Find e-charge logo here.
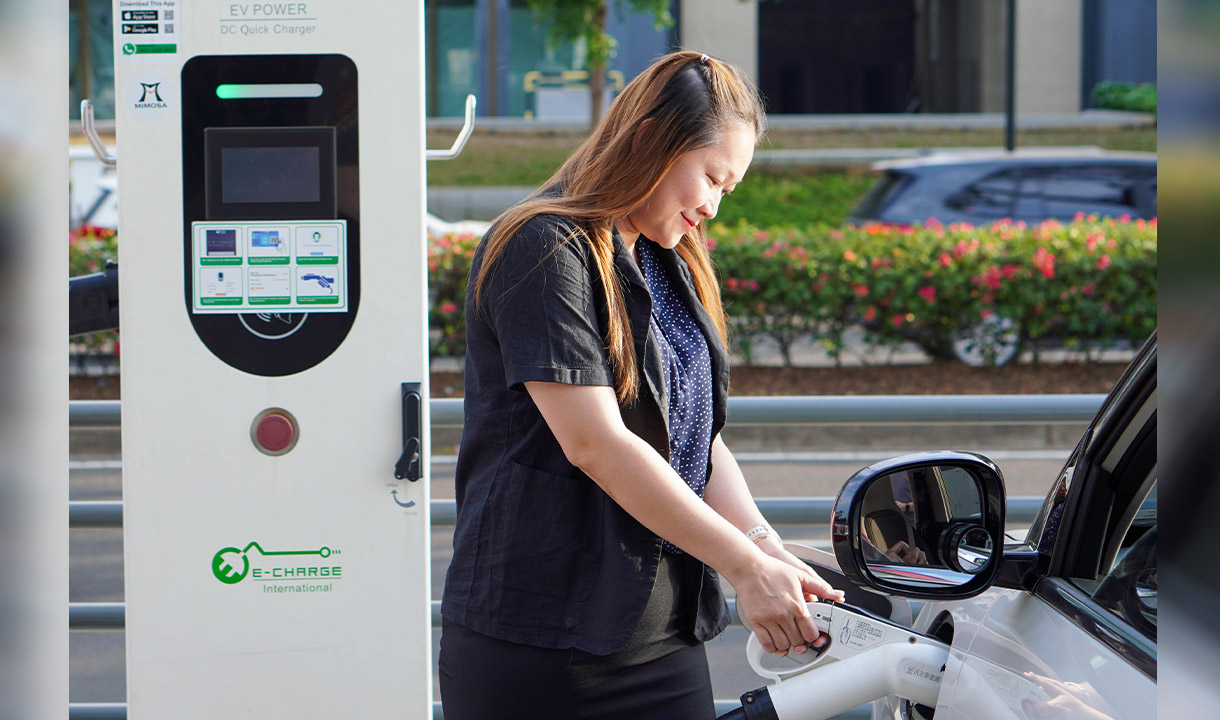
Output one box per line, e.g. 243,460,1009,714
212,541,342,594
212,546,250,584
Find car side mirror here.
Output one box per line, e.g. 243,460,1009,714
831,451,1006,599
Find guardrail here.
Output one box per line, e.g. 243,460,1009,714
70,394,1105,429
68,394,1101,720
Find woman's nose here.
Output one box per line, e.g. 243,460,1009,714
698,194,720,220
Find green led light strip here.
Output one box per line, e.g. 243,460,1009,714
216,83,324,100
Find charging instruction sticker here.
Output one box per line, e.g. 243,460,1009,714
191,220,347,313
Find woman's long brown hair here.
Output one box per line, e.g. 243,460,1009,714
473,51,766,404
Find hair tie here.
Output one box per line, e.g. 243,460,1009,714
699,53,710,65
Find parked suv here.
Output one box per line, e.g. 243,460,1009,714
848,149,1157,227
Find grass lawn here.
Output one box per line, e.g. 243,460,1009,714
424,124,1156,227
425,125,1156,187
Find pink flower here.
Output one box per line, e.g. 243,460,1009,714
939,253,953,267
843,250,857,262
1033,248,1055,279
864,306,877,322
1082,283,1096,296
892,314,905,327
727,278,740,290
706,238,717,251
977,266,1002,290
1119,214,1131,223
1074,211,1086,222
1097,255,1112,270
918,286,937,304
854,284,869,297
440,302,457,314
1086,232,1103,252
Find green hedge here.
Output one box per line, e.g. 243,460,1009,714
709,216,1156,365
1091,82,1157,114
429,216,1156,365
70,216,1157,367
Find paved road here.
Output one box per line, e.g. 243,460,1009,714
70,414,1084,707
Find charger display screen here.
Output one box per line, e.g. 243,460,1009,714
204,126,337,220
221,147,321,204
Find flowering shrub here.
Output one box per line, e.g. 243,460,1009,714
710,215,1157,365
427,231,480,357
69,224,118,276
72,218,1156,365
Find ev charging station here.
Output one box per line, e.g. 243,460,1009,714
110,2,437,716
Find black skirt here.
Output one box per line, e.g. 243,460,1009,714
438,552,715,720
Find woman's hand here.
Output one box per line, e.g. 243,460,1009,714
732,539,845,657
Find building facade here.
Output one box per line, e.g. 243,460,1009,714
71,0,1154,121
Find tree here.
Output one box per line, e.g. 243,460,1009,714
526,0,673,127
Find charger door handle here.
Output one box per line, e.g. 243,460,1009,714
394,383,423,481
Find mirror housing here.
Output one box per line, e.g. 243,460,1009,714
831,451,1006,599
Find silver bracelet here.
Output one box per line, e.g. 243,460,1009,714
745,524,778,544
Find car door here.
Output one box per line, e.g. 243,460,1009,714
931,338,1157,720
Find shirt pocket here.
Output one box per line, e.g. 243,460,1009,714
488,461,605,601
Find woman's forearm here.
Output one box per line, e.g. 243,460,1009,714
703,434,768,533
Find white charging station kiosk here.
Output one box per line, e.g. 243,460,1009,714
111,3,433,716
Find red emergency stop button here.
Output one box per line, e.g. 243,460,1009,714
251,408,298,456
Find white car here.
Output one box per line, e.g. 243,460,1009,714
724,333,1156,720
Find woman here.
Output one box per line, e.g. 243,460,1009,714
439,51,844,719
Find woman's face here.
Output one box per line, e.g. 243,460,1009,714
625,121,754,249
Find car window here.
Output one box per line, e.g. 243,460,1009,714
1085,479,1157,638
851,170,909,221
944,170,1021,219
1040,166,1154,220
1062,378,1157,639
946,165,1155,222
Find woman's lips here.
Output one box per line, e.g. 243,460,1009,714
681,214,696,230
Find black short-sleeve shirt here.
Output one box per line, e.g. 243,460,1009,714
441,213,732,654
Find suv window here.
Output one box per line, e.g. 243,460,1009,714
944,170,1023,219
851,170,909,221
946,165,1154,221
1039,166,1155,220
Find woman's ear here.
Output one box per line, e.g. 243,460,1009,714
631,118,654,154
